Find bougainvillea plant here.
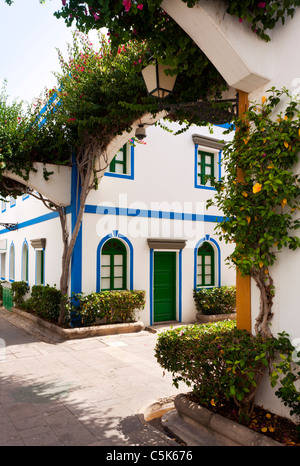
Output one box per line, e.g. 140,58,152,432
208,87,300,338
51,1,300,43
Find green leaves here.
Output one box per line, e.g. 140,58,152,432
155,321,290,417
66,289,146,327
211,88,300,280
193,286,236,315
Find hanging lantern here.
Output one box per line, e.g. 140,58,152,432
141,61,177,98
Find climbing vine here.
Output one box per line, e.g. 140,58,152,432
208,88,300,338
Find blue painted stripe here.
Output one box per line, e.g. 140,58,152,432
0,211,59,234
70,154,82,295
149,248,154,326
0,201,224,241
179,250,182,322
84,204,224,223
0,204,224,237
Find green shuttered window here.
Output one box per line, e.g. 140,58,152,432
197,242,215,287
109,145,127,174
101,239,127,290
197,150,214,186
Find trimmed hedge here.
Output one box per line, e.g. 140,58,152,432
193,286,236,315
154,321,290,417
67,290,146,327
24,285,63,324
11,281,29,307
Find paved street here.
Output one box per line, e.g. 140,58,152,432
0,309,188,447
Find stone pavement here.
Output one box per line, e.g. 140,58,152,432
0,310,192,447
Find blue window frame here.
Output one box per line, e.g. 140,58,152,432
105,143,135,180
194,145,222,190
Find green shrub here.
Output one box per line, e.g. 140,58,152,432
193,286,236,315
25,284,62,324
11,281,29,307
67,290,146,327
154,321,291,418
270,332,300,422
0,280,6,300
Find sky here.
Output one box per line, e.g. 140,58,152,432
0,0,99,104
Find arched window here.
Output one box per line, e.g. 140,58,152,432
9,243,15,282
101,239,127,290
22,242,29,282
197,241,215,287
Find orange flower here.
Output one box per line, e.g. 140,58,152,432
281,198,287,208
284,141,289,149
246,216,251,223
253,183,262,193
242,191,248,197
243,138,249,145
262,96,266,104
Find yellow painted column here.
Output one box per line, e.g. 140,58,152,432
236,91,251,332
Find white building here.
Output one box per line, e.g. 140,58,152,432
0,121,235,326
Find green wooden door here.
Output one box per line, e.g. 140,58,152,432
154,252,176,322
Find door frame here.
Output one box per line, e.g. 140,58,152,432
149,248,183,326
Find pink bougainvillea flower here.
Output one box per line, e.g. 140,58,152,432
137,3,143,9
93,13,100,21
258,2,266,8
62,0,67,6
123,0,132,12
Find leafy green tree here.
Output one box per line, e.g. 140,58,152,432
208,88,300,338
0,31,231,325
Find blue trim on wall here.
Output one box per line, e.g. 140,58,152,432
70,154,82,295
194,144,222,191
104,144,135,180
0,211,59,235
35,248,45,285
96,231,134,292
179,249,182,322
9,241,15,283
149,248,154,326
194,235,221,289
0,201,224,237
21,238,29,283
85,204,224,224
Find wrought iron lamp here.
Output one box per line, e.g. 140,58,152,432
141,61,177,99
0,223,18,231
141,61,239,124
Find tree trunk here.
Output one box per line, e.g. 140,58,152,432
251,267,274,338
